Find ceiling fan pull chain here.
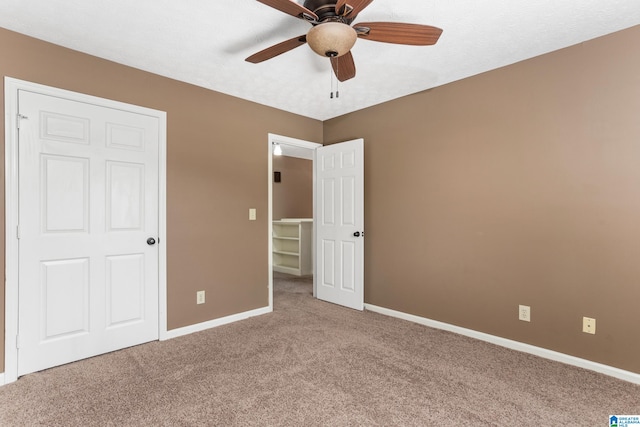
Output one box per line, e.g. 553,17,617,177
329,59,339,99
330,67,334,98
336,60,340,98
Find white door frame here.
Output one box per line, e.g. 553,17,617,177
267,133,322,309
3,77,168,385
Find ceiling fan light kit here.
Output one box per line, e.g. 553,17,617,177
248,0,443,82
307,23,357,57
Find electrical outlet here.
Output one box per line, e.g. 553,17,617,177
519,305,531,322
196,290,205,305
583,317,596,334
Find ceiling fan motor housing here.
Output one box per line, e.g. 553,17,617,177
303,0,355,24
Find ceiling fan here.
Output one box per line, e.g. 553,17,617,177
246,0,443,82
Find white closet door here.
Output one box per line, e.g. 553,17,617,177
17,90,160,376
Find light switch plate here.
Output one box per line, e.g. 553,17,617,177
249,208,256,221
196,290,205,305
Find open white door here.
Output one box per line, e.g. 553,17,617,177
315,138,364,310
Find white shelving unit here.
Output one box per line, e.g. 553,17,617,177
272,219,313,276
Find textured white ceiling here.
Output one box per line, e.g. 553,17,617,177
1,0,639,120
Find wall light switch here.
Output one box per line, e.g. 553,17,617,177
249,208,256,221
197,290,205,305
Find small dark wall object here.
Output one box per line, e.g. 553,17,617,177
274,171,281,183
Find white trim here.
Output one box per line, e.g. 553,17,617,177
162,306,272,340
3,77,168,384
4,78,20,385
267,134,321,304
269,134,322,151
157,105,169,342
365,303,640,385
311,148,318,298
0,373,4,386
268,136,273,311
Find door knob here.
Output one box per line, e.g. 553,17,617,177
147,237,156,245
353,232,360,237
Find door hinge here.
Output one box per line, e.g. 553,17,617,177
16,224,21,239
16,335,20,349
17,114,28,129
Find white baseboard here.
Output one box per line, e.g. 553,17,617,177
161,306,272,340
0,373,5,386
364,303,640,385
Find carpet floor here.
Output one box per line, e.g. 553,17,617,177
0,273,638,426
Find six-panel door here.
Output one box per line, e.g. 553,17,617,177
17,90,160,376
315,139,364,310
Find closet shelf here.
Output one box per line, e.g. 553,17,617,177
273,219,312,276
273,250,299,257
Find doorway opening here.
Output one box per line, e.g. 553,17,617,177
267,134,321,310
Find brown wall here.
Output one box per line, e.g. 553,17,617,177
324,25,640,374
272,156,313,220
0,28,323,373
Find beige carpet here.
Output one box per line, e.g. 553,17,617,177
0,273,638,426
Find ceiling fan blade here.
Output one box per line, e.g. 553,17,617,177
336,0,374,17
245,35,307,63
257,0,318,21
330,51,356,82
354,22,443,45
